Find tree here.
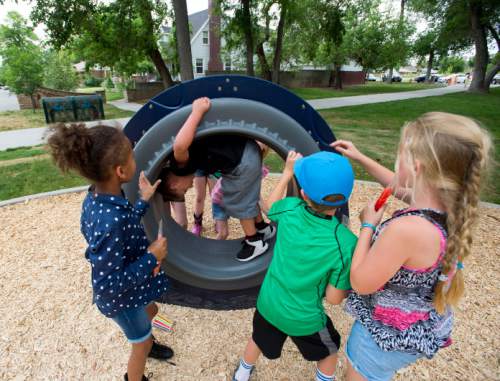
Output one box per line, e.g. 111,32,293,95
172,0,193,81
409,0,500,93
296,0,353,89
345,6,390,74
385,21,413,82
43,50,79,91
221,0,302,83
241,0,255,76
220,0,256,76
413,30,440,81
0,12,43,108
31,0,175,88
438,55,466,73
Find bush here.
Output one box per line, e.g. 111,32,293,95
103,77,115,89
84,76,103,87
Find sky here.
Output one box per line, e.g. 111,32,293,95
0,0,209,40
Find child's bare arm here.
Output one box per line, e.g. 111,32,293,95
325,285,347,305
331,140,411,202
331,140,394,187
173,97,210,165
262,151,302,212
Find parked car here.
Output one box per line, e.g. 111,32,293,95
414,74,439,83
365,73,377,81
492,74,500,85
437,75,449,84
382,71,402,82
455,74,467,84
414,75,426,83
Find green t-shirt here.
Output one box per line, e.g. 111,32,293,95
257,197,357,336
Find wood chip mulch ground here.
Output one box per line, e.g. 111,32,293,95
0,179,498,381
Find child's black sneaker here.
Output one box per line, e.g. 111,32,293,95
237,233,268,262
148,340,174,360
257,223,276,241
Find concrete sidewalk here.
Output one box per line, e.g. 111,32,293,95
307,84,466,109
0,118,131,150
109,99,142,112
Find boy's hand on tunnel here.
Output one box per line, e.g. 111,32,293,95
283,151,302,178
330,140,363,162
149,237,167,262
139,171,161,202
192,97,211,115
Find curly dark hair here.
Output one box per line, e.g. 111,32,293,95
46,123,131,183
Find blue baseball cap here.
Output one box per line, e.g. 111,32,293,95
294,151,354,207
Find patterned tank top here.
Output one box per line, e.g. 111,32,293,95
345,208,453,359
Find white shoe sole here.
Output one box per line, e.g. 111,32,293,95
236,241,269,262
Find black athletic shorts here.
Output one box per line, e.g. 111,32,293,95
252,309,341,361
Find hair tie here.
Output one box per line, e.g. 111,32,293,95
457,262,464,270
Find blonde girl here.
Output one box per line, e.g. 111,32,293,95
331,112,491,381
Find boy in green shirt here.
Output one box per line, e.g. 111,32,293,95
232,151,357,381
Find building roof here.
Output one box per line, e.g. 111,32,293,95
161,9,208,39
189,9,209,38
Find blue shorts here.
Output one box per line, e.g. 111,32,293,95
194,169,228,221
212,202,228,221
346,321,423,381
111,305,152,344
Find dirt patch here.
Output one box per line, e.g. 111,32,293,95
0,154,49,167
0,179,498,380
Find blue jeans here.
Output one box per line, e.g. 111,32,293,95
111,305,152,343
346,321,423,381
194,169,228,221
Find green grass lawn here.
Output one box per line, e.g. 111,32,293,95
1,89,498,203
0,104,134,132
76,87,125,102
0,159,86,201
291,82,442,100
0,145,46,161
322,88,500,204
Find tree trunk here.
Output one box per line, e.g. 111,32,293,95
485,63,500,91
328,68,335,87
386,67,394,83
172,0,194,81
272,3,287,84
333,63,343,89
138,1,174,88
149,49,174,88
256,42,271,81
425,49,434,82
30,94,38,111
468,3,488,93
242,0,254,76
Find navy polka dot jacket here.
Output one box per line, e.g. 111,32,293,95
80,189,169,317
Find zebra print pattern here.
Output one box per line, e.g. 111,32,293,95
345,208,453,359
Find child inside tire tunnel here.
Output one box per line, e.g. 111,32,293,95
47,123,173,381
157,97,275,261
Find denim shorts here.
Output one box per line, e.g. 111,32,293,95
194,169,228,220
346,321,423,381
212,202,228,221
111,305,152,344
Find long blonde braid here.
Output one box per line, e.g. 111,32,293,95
399,112,492,314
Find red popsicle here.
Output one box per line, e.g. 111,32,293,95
375,187,392,211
